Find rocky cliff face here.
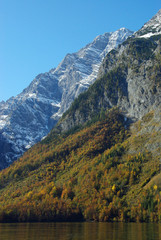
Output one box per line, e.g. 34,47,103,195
0,28,132,169
0,73,61,168
52,28,133,120
57,9,161,133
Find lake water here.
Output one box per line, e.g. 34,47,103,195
0,222,160,240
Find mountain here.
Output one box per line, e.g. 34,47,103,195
0,10,160,223
135,9,161,38
57,10,161,133
0,28,133,169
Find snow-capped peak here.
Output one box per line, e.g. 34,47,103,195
135,9,161,38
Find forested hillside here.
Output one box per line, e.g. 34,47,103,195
0,108,160,222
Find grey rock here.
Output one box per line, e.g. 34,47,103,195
0,28,133,169
57,12,161,134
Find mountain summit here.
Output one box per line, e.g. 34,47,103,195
135,9,161,38
0,28,133,169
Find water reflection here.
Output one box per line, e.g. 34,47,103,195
0,222,160,240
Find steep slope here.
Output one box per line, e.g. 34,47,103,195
57,9,161,133
0,74,61,168
135,9,161,38
0,108,160,222
52,28,133,119
0,28,133,169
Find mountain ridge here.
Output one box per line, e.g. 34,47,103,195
55,9,161,135
0,28,133,169
56,36,161,134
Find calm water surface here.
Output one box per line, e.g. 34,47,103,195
0,222,160,240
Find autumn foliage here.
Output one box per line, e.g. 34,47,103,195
0,109,160,222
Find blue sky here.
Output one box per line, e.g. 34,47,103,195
0,0,161,102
